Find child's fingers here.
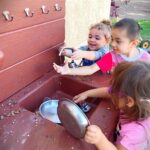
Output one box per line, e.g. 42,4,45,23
71,52,76,58
73,48,79,51
71,53,80,60
64,59,68,64
53,63,60,69
86,126,97,136
73,94,86,103
74,98,82,103
84,125,103,145
54,61,70,75
73,95,78,100
73,95,80,102
59,48,65,56
87,125,100,132
84,135,93,144
84,125,99,143
84,131,95,144
53,63,58,70
85,132,95,140
72,51,78,55
53,63,62,73
86,126,100,136
71,56,77,60
64,60,69,67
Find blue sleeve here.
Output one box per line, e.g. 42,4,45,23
95,46,109,60
78,45,88,51
79,45,109,60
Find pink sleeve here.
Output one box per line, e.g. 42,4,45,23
142,52,150,61
118,123,147,150
120,134,136,150
96,52,113,73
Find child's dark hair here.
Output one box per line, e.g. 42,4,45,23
113,18,141,40
90,20,112,41
110,61,150,121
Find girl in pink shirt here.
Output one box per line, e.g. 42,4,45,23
74,61,150,150
53,18,150,75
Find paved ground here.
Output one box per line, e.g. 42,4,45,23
114,0,150,19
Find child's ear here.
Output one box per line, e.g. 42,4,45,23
130,39,139,47
126,96,135,107
107,37,111,43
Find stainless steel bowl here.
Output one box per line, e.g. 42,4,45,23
39,99,61,123
57,99,90,139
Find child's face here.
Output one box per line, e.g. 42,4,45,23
87,28,108,51
111,28,135,55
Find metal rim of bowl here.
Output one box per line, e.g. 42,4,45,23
39,99,61,123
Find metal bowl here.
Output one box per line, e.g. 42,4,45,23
39,99,61,123
57,99,90,139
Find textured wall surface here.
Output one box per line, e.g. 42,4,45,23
65,0,111,47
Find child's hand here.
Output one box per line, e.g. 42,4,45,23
53,61,70,75
71,49,85,60
58,45,66,56
73,92,88,103
59,47,74,58
84,125,104,146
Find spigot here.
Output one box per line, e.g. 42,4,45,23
68,60,78,68
78,102,91,113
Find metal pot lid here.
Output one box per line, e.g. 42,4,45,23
57,99,90,139
39,99,61,123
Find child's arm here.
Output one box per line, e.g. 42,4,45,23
71,50,98,61
53,62,99,76
85,125,126,150
53,52,112,76
71,47,108,61
73,87,110,103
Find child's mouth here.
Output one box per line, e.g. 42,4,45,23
114,49,120,53
89,44,97,49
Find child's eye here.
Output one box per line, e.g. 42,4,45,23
95,35,101,40
116,41,122,44
95,37,100,40
88,35,92,38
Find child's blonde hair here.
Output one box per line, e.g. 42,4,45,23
110,61,150,121
90,20,112,41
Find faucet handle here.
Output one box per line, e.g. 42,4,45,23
68,60,78,68
78,102,91,113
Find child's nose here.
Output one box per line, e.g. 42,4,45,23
89,37,95,42
111,41,116,48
